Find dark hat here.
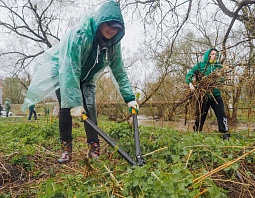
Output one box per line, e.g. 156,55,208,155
106,21,123,29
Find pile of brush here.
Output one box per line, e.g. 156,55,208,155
171,68,232,117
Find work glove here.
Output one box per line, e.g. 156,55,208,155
223,64,229,70
189,82,195,91
128,101,139,114
70,106,86,117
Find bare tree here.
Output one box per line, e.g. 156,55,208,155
214,0,255,124
0,0,61,75
121,0,193,110
211,0,255,61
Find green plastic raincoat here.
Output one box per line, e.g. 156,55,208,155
4,98,11,111
22,0,135,111
185,48,222,97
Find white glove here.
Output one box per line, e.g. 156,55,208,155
70,106,85,117
128,101,139,113
189,82,195,91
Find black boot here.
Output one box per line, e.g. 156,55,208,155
193,125,198,132
58,140,72,163
223,133,230,141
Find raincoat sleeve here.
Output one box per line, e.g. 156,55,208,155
58,30,88,108
108,44,135,103
185,63,199,84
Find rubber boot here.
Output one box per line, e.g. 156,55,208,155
57,140,72,163
88,142,100,159
223,133,230,141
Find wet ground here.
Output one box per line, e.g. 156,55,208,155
137,115,255,132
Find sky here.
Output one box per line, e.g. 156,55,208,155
0,0,248,79
0,0,144,78
121,21,143,52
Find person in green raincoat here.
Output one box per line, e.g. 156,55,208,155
4,98,11,117
186,48,230,141
22,0,139,163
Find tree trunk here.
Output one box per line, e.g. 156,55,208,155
229,87,241,125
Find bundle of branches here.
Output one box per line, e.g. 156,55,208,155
170,68,232,120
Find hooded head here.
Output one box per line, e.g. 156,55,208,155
93,0,125,47
203,48,219,64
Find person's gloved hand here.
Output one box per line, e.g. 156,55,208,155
189,82,195,91
223,64,229,70
128,101,139,113
70,106,86,117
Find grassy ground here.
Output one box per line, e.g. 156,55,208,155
0,116,255,197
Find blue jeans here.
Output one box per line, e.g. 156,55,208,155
28,108,37,120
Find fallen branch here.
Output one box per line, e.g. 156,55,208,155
142,147,168,157
193,147,255,184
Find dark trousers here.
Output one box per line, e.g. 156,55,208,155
28,109,37,120
55,83,99,143
194,95,229,133
6,110,9,117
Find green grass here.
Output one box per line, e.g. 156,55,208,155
0,116,255,197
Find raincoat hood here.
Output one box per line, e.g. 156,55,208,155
92,0,125,47
203,48,219,63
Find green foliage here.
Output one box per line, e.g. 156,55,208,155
123,163,197,197
107,122,132,140
9,153,35,171
1,117,255,197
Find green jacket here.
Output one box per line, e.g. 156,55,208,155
29,105,35,110
4,98,11,111
22,1,135,110
185,48,222,97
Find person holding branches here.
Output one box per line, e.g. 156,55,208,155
186,48,230,141
22,0,139,163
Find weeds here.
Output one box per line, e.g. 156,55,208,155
0,117,255,197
